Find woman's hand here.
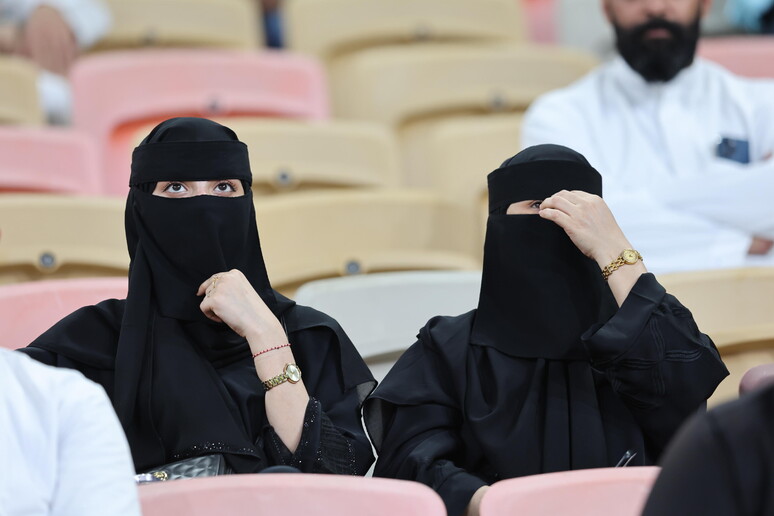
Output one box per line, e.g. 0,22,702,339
538,190,632,268
540,190,647,306
197,269,284,341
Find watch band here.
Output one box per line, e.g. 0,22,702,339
601,249,642,280
262,363,302,391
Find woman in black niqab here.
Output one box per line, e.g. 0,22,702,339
364,144,729,516
21,117,376,476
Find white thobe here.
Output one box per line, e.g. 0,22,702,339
0,349,140,516
522,57,774,273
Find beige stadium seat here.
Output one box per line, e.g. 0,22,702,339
220,119,401,194
401,113,523,254
94,0,261,51
0,195,128,284
284,0,525,63
0,56,44,125
255,190,480,293
659,267,774,406
330,43,596,129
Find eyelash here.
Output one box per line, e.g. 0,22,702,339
530,201,542,209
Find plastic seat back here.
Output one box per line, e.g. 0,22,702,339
71,49,328,195
330,43,596,129
285,0,525,63
480,467,660,516
0,56,44,125
255,190,480,294
660,267,774,405
0,194,128,284
739,363,774,395
140,474,446,516
0,277,127,350
94,0,261,51
221,118,401,194
0,127,102,194
699,36,774,78
296,270,481,380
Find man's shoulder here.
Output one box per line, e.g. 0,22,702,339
526,62,612,117
1,349,102,396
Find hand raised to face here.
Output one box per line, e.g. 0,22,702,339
538,190,633,268
197,269,284,341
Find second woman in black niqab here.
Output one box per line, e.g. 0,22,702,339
364,144,729,516
21,117,376,476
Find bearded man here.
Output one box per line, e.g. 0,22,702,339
521,0,774,274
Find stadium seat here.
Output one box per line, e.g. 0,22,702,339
0,127,102,194
221,118,402,194
400,113,522,254
0,277,127,350
71,49,329,196
739,363,774,395
0,56,44,125
0,194,128,284
285,0,525,63
255,190,480,294
140,474,446,516
329,42,596,128
480,467,661,516
698,36,774,78
94,0,261,51
295,270,481,380
659,267,774,405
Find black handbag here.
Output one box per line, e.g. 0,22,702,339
134,454,233,483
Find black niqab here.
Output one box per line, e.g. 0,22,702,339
25,117,376,473
472,145,617,359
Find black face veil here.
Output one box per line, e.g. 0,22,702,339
471,144,617,360
115,117,280,471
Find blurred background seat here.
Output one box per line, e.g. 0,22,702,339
295,270,481,380
94,0,262,52
739,362,774,395
698,36,774,78
659,267,774,405
139,474,446,516
0,127,102,194
0,56,45,126
285,0,525,64
71,49,329,196
480,467,661,516
0,277,127,350
0,194,127,284
221,118,401,195
255,189,480,294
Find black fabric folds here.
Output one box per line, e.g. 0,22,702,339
364,144,728,516
22,117,376,474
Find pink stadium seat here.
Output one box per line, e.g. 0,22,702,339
0,277,127,350
0,127,102,194
739,363,774,395
480,467,661,516
71,49,329,196
698,36,774,78
139,474,446,516
521,0,556,43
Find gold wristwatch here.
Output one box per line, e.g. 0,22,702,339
263,363,302,391
601,249,642,280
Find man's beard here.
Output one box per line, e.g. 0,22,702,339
613,13,701,82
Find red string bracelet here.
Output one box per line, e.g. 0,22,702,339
252,342,291,359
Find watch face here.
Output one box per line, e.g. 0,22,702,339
285,364,302,383
622,250,639,264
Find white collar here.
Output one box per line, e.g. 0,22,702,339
608,55,703,104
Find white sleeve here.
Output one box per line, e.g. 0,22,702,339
13,0,111,48
50,378,140,516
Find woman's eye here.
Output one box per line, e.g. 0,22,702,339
163,182,185,193
216,182,235,192
530,201,542,209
